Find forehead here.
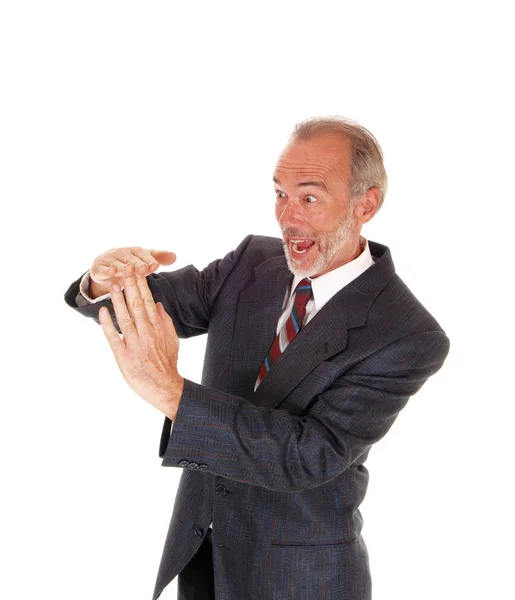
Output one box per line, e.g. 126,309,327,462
273,133,352,184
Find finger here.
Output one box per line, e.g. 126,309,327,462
110,279,140,340
96,248,176,281
135,273,160,325
90,262,118,283
130,249,177,277
149,250,176,266
98,306,126,356
95,253,135,279
113,261,135,278
120,275,151,335
129,249,162,278
124,250,154,278
104,249,142,278
111,253,154,279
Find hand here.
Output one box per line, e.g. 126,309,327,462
98,273,184,420
90,246,176,298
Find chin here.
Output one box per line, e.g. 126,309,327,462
283,244,326,278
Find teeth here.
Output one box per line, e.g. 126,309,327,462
291,240,310,254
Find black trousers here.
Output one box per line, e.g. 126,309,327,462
178,529,215,600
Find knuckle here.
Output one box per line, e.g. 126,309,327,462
130,298,144,311
120,312,132,324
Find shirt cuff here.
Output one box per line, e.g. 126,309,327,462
76,271,117,305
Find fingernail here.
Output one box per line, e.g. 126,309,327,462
112,283,121,293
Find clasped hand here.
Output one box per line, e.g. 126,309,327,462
98,274,183,420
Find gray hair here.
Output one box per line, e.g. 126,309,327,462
290,116,388,210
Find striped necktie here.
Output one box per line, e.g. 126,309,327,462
255,278,313,388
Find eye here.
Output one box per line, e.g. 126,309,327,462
275,190,286,199
305,195,317,203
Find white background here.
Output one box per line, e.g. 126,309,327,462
1,1,513,599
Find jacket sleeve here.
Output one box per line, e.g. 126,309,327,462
159,330,450,492
63,235,253,338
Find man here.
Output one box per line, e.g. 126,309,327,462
64,116,450,599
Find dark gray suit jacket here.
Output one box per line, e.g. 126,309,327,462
64,235,450,600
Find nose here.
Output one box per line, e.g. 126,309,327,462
277,199,301,229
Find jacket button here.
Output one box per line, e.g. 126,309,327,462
193,527,204,539
215,484,228,497
189,462,199,470
178,460,189,467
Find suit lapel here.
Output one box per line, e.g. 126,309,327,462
230,241,396,409
228,256,292,399
251,295,349,409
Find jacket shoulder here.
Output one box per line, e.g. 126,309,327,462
384,272,449,338
367,239,448,338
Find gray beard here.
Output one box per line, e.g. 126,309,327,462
283,215,355,278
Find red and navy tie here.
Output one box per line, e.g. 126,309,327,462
255,278,313,388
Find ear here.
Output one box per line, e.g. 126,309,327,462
353,187,380,224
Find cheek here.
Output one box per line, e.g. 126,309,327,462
321,208,346,230
306,212,332,232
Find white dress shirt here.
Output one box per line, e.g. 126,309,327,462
275,236,374,334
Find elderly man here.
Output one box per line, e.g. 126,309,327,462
64,116,450,600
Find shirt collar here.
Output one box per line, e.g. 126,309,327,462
290,236,374,312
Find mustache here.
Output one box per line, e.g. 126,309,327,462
282,228,315,239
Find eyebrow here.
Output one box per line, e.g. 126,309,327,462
273,176,328,192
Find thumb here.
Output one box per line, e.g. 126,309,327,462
150,250,176,266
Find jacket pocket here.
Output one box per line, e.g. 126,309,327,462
270,536,356,548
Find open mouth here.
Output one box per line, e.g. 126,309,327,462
289,238,316,257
